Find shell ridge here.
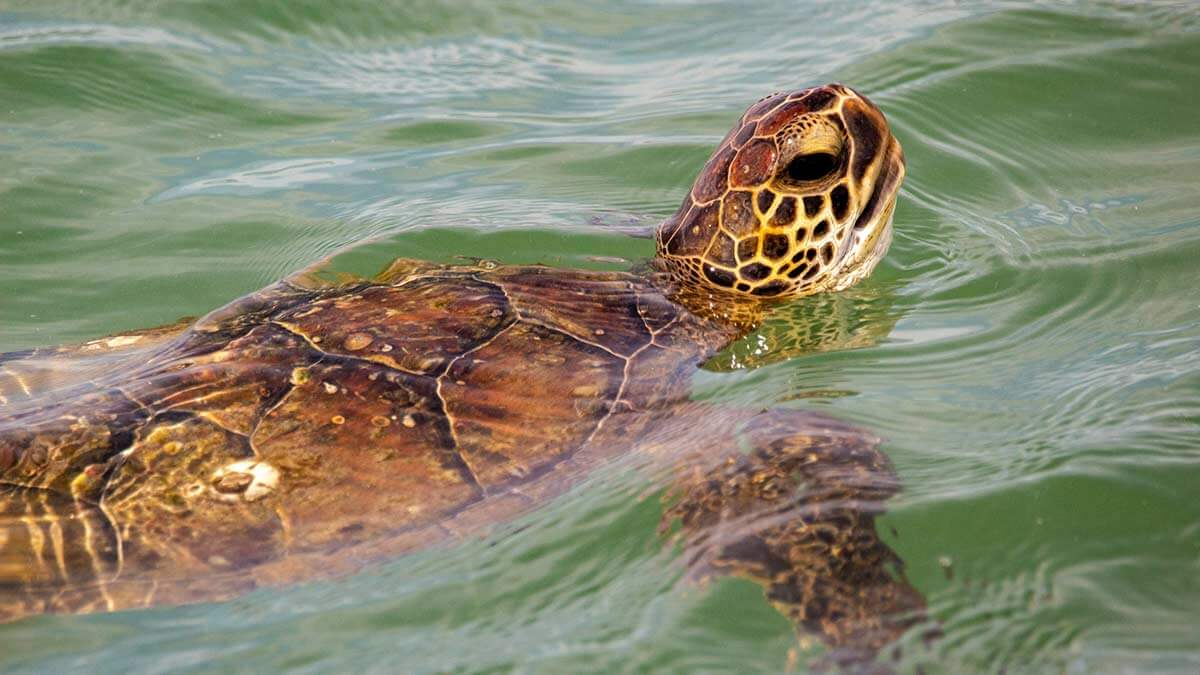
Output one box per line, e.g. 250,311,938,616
578,338,647,450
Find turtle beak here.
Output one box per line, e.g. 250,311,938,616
832,140,904,289
852,139,904,240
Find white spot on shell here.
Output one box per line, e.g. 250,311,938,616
323,382,338,394
572,384,600,398
211,460,279,502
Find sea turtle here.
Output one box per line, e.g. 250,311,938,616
0,84,919,658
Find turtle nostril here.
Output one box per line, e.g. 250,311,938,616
785,153,837,182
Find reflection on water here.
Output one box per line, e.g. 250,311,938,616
2,0,1199,672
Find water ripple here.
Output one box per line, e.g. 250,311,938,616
2,1,1200,672
0,22,214,51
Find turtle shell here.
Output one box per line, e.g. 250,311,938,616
0,262,737,618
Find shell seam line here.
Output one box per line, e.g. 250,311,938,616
270,320,430,379
467,275,636,360
467,273,652,479
582,340,653,449
247,355,322,458
434,319,520,497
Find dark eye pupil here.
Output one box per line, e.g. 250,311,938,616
786,153,836,182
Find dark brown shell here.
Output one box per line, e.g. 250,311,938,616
0,262,737,618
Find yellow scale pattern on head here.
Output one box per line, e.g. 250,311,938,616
658,83,900,300
708,94,850,293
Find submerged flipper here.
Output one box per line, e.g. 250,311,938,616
663,408,926,667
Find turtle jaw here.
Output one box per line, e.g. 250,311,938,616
821,138,905,294
829,193,896,293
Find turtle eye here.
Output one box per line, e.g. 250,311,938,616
785,152,838,182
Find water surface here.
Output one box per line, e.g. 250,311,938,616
2,1,1199,672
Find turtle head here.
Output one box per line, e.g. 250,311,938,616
656,84,905,299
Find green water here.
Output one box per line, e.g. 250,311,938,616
2,1,1199,672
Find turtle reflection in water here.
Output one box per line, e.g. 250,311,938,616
0,85,922,662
